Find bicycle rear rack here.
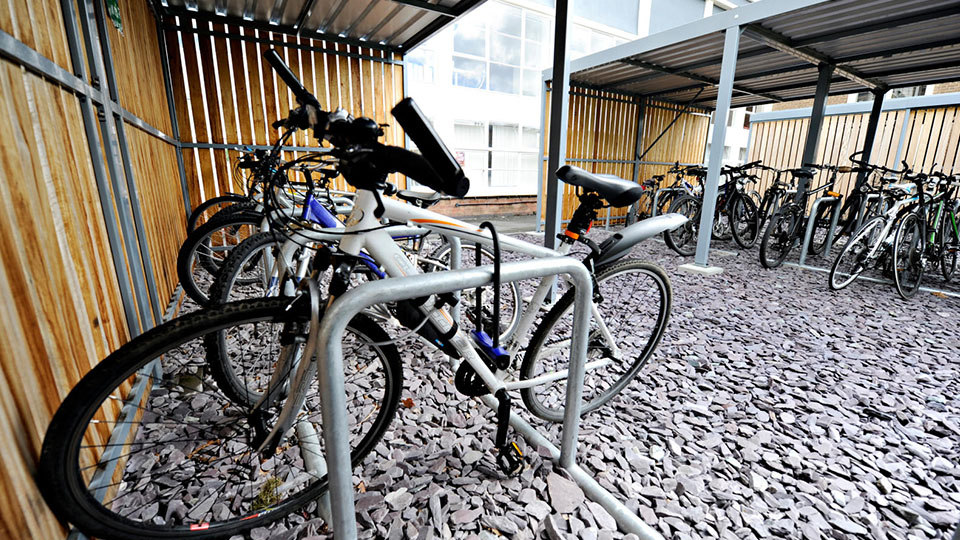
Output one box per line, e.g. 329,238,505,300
313,244,664,539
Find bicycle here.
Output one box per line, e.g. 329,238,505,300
758,165,842,268
37,49,687,540
829,176,918,290
891,172,960,298
663,161,761,255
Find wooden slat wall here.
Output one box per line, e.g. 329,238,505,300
749,105,960,201
165,20,406,209
0,58,129,538
540,88,710,224
0,1,188,537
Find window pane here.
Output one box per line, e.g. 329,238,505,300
490,4,522,37
525,13,547,42
453,22,485,57
461,149,489,184
522,127,539,148
490,63,520,94
522,69,539,96
490,33,521,65
523,42,540,68
491,123,519,147
452,56,486,89
454,122,487,147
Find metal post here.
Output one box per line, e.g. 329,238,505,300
627,98,646,225
691,27,740,270
88,0,163,324
893,106,912,168
536,78,548,232
799,63,833,196
544,0,572,251
855,88,887,187
157,17,194,220
58,0,142,335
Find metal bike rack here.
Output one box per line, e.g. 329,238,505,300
651,187,685,217
798,195,842,266
314,256,664,540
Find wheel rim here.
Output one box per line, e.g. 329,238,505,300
526,265,668,416
832,219,882,289
65,307,395,537
669,198,700,252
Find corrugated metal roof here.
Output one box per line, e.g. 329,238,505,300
159,0,485,52
566,0,960,110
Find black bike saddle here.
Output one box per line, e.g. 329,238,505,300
556,165,645,207
397,189,443,208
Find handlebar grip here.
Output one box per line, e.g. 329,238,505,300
391,98,468,198
378,145,469,198
263,49,319,108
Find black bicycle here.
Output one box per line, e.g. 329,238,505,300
758,166,841,268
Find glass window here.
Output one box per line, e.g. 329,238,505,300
453,56,486,89
525,13,548,43
490,63,520,94
490,33,521,65
522,127,539,148
491,123,519,146
453,21,485,57
522,69,540,97
490,4,522,37
455,122,487,147
523,44,541,68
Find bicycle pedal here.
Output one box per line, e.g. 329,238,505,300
496,441,525,476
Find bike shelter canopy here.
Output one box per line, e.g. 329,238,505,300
541,0,960,271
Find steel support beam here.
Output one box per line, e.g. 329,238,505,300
293,0,318,31
627,98,647,225
58,0,142,336
692,27,740,270
609,58,783,102
400,0,485,52
798,63,834,196
743,24,883,91
857,88,887,186
544,0,572,252
91,0,163,324
535,78,548,232
390,0,456,17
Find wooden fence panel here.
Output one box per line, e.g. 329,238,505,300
165,22,407,205
0,0,72,72
750,104,960,204
0,60,134,539
539,89,709,225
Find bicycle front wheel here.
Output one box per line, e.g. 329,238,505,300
892,213,924,299
829,215,884,290
520,259,671,422
940,206,959,282
177,214,262,306
730,193,760,249
38,297,401,540
759,205,800,269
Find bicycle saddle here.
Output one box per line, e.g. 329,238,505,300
556,165,645,207
786,168,815,179
397,189,442,208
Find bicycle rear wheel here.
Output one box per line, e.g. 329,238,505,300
38,297,401,540
663,195,701,256
187,194,251,234
759,205,800,269
893,213,924,299
177,214,262,306
520,259,671,422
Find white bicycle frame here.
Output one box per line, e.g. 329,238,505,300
861,182,919,260
266,188,624,395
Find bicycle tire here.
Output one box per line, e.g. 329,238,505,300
730,193,760,249
425,243,522,343
187,194,251,234
37,297,401,540
177,214,263,306
520,259,671,423
829,215,885,290
808,200,835,256
209,231,289,305
663,195,701,257
940,205,959,282
892,212,924,299
759,205,800,269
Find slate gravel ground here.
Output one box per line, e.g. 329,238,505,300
180,229,959,540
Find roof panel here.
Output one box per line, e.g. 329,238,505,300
568,0,960,111
162,0,485,52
